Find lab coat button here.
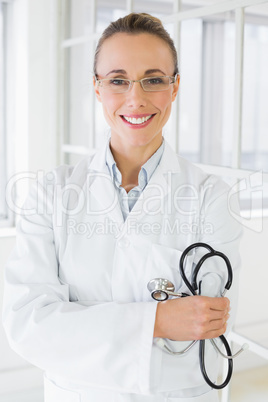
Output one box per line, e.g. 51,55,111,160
118,237,130,248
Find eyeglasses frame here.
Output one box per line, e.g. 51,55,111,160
94,74,178,93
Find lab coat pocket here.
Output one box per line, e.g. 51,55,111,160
144,243,194,300
44,376,81,402
59,277,79,302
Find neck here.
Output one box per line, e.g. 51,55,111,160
109,137,163,191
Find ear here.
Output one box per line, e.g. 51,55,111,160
172,74,180,102
93,76,102,103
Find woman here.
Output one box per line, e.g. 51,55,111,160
3,13,242,402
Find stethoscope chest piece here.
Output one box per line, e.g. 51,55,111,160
147,278,175,301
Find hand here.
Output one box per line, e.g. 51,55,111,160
154,295,230,341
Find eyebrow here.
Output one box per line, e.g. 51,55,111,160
105,68,167,76
145,69,166,75
106,69,126,76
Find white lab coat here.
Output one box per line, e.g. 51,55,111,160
3,140,242,402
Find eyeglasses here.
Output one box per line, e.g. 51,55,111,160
95,75,177,93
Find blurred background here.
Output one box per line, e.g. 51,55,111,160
0,0,268,401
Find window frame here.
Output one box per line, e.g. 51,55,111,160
0,0,14,228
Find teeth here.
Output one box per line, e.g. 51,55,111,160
123,115,152,124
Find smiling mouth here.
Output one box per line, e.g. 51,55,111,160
121,114,155,125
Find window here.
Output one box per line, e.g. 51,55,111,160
0,1,8,225
0,0,14,228
242,12,268,172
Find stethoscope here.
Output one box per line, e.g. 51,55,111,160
147,242,248,390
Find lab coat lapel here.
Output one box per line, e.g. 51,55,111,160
129,142,181,222
87,143,124,225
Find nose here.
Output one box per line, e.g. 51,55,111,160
125,81,147,108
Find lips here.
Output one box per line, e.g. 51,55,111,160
120,114,155,127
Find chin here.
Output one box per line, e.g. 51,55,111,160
128,138,157,150
128,131,161,147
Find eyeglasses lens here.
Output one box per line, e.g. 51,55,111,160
142,77,170,92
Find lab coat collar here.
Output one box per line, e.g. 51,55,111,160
156,140,181,175
87,141,124,224
88,139,110,173
88,138,181,176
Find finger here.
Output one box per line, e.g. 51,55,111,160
202,327,227,340
195,296,230,312
210,298,230,310
209,315,230,329
203,321,228,339
191,296,229,314
207,315,229,332
209,309,230,322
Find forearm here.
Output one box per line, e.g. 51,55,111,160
3,281,157,393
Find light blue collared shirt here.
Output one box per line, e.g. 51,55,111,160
106,140,165,221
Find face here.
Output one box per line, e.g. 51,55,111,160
94,32,180,154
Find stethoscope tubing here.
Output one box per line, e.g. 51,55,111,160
179,242,233,296
148,242,246,389
179,242,234,389
199,335,233,389
192,251,233,293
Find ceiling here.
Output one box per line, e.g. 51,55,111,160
98,0,268,17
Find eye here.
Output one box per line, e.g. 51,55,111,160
146,77,164,85
110,79,129,86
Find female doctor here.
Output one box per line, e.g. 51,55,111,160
3,13,242,402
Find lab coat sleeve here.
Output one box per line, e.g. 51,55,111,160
2,175,157,394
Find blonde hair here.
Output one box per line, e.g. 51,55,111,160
94,13,178,76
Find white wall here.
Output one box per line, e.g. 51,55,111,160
237,218,268,327
234,217,268,371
